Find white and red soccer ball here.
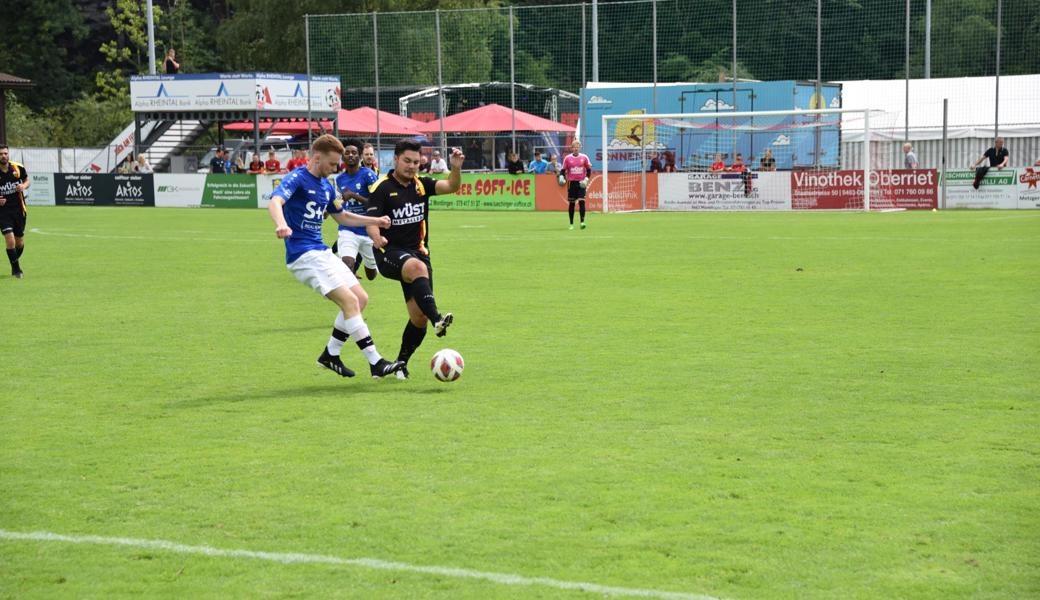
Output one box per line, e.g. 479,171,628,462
431,349,464,382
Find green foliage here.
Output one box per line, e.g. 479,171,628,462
3,93,55,147
0,0,89,111
97,0,167,100
1,208,1038,599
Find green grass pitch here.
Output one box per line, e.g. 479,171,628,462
1,207,1037,599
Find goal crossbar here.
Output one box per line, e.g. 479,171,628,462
601,108,882,212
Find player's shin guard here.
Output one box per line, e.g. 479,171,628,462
568,201,576,224
578,200,586,222
341,314,382,365
398,320,427,364
410,277,441,323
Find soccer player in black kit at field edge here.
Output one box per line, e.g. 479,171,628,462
365,139,465,379
0,145,30,279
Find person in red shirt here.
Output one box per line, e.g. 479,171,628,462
709,153,726,172
727,153,752,197
285,150,305,171
265,150,282,174
248,153,264,175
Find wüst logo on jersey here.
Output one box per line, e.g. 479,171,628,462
391,203,424,220
0,182,18,195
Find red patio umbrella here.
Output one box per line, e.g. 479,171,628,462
416,104,575,133
223,108,425,136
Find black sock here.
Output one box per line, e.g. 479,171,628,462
398,320,427,364
331,240,338,254
568,201,575,224
578,200,586,222
15,246,23,259
6,248,18,269
353,254,362,274
410,277,441,323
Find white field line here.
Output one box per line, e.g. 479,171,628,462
31,228,1033,245
0,529,720,600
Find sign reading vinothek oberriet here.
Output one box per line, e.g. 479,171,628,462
129,73,340,113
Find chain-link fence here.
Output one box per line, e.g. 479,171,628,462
307,0,1038,170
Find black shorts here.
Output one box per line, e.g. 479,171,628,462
567,180,586,200
0,210,26,238
375,247,433,301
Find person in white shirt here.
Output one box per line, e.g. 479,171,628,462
134,153,153,174
429,150,448,174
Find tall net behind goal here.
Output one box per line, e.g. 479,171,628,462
599,109,925,212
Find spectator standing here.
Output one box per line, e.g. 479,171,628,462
971,137,1009,190
164,49,180,74
418,154,430,173
265,150,282,174
464,140,484,170
903,143,919,169
547,154,560,174
248,153,265,175
728,153,751,197
759,149,777,171
233,155,247,174
210,148,226,174
117,156,133,174
709,153,726,172
429,150,448,174
528,151,550,174
506,151,525,175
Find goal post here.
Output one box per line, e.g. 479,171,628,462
600,108,899,212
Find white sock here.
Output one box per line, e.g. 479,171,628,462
326,312,349,355
342,314,381,365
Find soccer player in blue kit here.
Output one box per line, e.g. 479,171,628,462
332,138,379,281
267,134,404,379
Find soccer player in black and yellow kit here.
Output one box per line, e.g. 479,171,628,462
365,139,464,379
0,145,30,279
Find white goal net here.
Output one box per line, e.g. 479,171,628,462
599,108,933,212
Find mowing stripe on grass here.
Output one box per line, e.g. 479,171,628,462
0,529,720,600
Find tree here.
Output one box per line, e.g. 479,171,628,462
0,0,89,111
97,0,167,99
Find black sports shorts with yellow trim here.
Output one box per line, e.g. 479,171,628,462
0,209,26,238
375,247,434,301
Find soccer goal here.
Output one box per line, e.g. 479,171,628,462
600,108,919,212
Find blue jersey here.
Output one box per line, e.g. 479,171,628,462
273,166,341,264
333,167,378,235
528,158,550,174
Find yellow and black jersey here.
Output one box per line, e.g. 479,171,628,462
365,170,438,255
0,162,28,214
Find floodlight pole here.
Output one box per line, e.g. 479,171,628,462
591,0,599,82
436,10,446,156
305,14,313,146
995,0,1002,138
904,0,910,141
925,0,932,78
147,0,156,74
509,5,517,154
373,12,381,155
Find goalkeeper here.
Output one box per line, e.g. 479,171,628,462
561,141,592,230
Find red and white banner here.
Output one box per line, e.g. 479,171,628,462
791,169,938,210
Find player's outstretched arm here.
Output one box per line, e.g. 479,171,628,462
434,148,465,195
333,211,390,230
268,196,292,238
